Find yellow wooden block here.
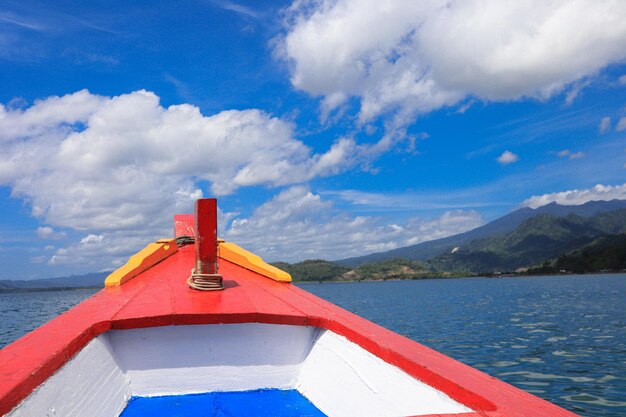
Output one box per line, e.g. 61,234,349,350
218,241,291,282
104,239,178,287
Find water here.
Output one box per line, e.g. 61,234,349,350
0,288,99,348
302,275,626,417
1,275,624,416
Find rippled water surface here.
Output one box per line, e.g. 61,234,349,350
302,274,626,417
0,288,98,348
1,275,624,416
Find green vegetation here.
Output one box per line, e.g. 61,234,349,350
428,209,626,273
273,258,472,282
353,258,430,280
529,234,626,274
271,260,350,282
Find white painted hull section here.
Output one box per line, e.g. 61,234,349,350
7,336,131,417
298,330,470,417
109,323,317,396
8,323,471,417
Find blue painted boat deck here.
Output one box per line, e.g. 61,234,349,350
119,389,327,417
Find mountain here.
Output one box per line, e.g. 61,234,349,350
529,233,626,274
427,209,626,273
0,271,109,290
337,199,626,267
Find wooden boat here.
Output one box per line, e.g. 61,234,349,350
0,199,579,417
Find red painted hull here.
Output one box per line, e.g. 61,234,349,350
0,245,579,417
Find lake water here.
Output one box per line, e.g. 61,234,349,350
303,275,626,417
1,274,624,417
0,288,98,348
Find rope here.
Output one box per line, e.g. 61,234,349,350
177,235,224,290
187,269,224,291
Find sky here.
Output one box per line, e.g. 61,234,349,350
1,0,626,279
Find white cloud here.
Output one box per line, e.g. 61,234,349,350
0,90,357,234
523,182,626,208
497,150,519,164
324,188,496,211
36,226,66,240
223,186,483,262
564,80,591,105
30,255,47,264
211,0,261,19
556,149,585,160
619,74,626,85
48,186,484,267
599,116,611,133
48,231,149,266
0,90,385,271
0,11,46,32
0,89,105,141
80,234,104,244
279,0,626,124
617,116,626,131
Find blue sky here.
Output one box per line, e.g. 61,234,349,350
1,0,626,279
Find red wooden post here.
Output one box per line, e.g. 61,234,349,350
195,198,218,275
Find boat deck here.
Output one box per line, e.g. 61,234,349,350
119,389,326,417
0,244,578,417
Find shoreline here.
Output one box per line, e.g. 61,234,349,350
0,286,100,294
295,271,626,284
